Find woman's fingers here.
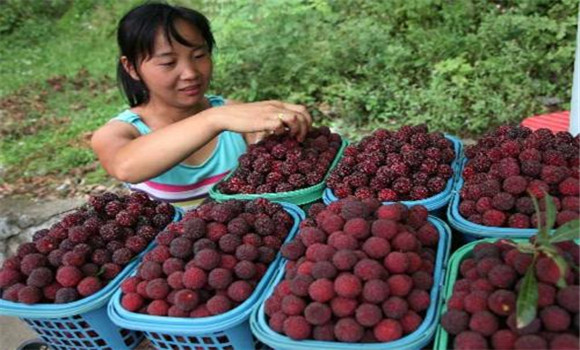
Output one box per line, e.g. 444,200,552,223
266,100,312,126
264,110,287,135
230,100,312,140
287,111,310,141
291,113,306,141
282,104,312,142
279,112,301,138
282,102,313,128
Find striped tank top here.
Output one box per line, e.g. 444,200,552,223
110,95,247,211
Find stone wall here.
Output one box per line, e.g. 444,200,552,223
0,198,84,265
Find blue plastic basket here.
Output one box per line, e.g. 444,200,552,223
250,216,452,350
323,135,463,215
0,210,182,350
0,255,147,350
447,159,552,242
108,202,305,350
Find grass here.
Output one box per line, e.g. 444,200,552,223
0,0,225,194
0,1,144,195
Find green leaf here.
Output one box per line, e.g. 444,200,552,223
540,246,570,289
96,266,105,277
516,265,538,329
543,193,557,233
551,254,569,289
550,219,580,243
529,192,548,244
516,242,537,254
539,244,557,255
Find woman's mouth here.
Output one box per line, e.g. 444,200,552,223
179,85,201,96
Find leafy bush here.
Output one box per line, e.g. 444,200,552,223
209,0,576,135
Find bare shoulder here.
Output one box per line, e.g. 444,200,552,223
91,120,140,150
225,99,243,105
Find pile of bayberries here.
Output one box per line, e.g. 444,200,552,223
119,198,295,317
459,126,579,228
0,192,174,304
264,197,441,342
441,239,579,349
326,124,456,201
217,127,342,194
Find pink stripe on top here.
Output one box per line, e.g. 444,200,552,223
144,170,230,192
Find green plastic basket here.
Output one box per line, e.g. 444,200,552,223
433,238,522,350
434,237,580,349
209,138,348,206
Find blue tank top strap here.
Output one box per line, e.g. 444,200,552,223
207,95,226,107
111,110,152,135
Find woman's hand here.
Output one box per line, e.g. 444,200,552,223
206,100,313,142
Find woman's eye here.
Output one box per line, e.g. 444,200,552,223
193,51,207,59
160,61,175,66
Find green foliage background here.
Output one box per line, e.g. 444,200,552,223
0,0,576,187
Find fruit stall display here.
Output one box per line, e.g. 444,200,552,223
0,192,177,350
107,198,305,349
0,123,577,350
323,125,462,212
448,126,579,240
210,126,347,205
250,198,452,349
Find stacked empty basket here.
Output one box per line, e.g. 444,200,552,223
250,216,452,350
108,202,305,350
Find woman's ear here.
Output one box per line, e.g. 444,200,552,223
120,56,140,81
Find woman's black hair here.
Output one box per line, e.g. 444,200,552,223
116,2,215,107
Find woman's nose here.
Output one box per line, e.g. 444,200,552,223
180,61,198,80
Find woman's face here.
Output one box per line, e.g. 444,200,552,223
130,19,213,111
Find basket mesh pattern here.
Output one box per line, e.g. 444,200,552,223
23,313,141,350
147,331,235,350
145,332,271,350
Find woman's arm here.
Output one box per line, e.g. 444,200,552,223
91,112,221,184
92,100,312,184
225,99,266,144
